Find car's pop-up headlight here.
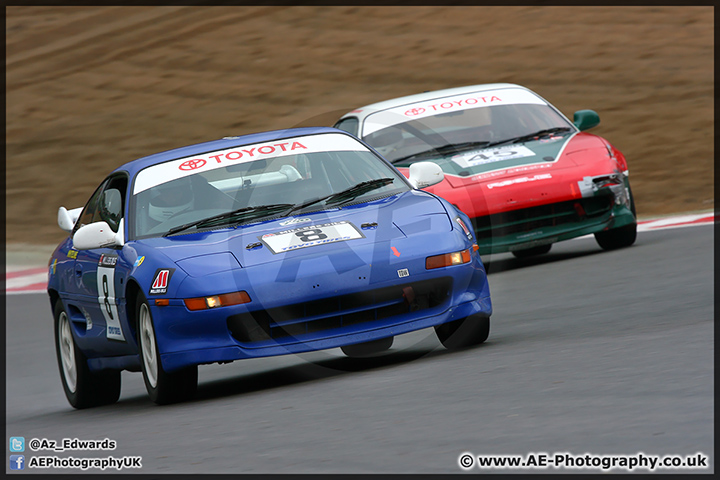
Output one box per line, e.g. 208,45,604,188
184,291,251,311
426,248,472,269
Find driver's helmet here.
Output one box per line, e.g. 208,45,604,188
148,177,194,222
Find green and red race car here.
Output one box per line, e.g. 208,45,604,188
335,84,636,257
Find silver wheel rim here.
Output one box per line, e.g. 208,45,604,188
139,303,159,388
58,312,77,393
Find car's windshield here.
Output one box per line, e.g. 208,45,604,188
361,89,573,168
131,133,409,239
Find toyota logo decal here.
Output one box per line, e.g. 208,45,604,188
404,107,425,116
179,159,207,171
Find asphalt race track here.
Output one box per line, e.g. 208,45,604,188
5,224,714,474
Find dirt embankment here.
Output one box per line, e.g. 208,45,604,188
6,6,713,247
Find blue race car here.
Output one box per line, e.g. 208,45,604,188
48,127,492,407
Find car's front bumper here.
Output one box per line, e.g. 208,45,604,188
151,254,492,372
472,188,636,255
159,292,491,372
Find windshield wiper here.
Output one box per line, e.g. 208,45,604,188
163,203,294,237
285,177,396,215
327,177,396,206
391,141,491,164
485,127,573,148
432,141,493,155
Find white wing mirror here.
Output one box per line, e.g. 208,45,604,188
58,207,83,232
73,221,123,250
408,161,444,189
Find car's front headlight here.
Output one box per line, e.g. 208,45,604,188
426,248,472,269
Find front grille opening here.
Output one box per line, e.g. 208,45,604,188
472,195,614,240
227,277,452,343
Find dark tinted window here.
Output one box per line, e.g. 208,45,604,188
74,175,128,234
73,181,107,234
333,117,359,136
132,142,409,238
364,104,571,165
98,176,128,232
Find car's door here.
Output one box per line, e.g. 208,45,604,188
68,173,134,355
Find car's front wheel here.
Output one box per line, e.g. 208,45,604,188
341,336,394,357
54,301,121,409
595,185,638,250
435,314,490,349
595,222,637,250
137,295,197,405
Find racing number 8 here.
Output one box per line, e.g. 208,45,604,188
102,274,113,320
296,229,327,242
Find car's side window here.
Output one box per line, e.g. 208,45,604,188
73,181,108,235
73,175,128,235
98,189,123,232
334,117,359,136
98,176,128,233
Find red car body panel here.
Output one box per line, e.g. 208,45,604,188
398,133,627,219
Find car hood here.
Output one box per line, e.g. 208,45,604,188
132,190,451,274
422,132,602,187
395,133,618,217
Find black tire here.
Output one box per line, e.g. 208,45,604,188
511,243,552,258
54,301,121,409
595,222,637,250
595,184,637,250
435,314,490,350
137,294,197,405
341,336,394,357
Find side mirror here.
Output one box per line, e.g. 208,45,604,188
73,221,123,250
58,206,83,232
408,161,444,189
573,109,600,131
